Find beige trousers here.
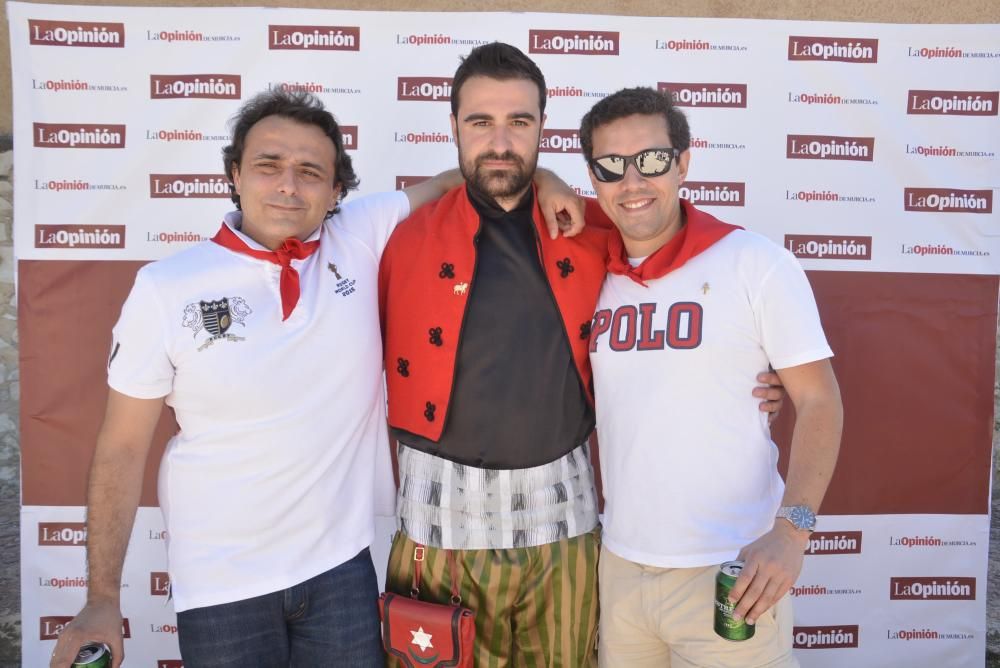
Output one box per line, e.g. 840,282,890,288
598,547,799,668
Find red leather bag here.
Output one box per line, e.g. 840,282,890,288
379,545,475,668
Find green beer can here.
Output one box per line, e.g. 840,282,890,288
71,642,111,668
714,560,754,641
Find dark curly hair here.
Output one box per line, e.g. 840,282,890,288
579,86,690,162
223,89,359,216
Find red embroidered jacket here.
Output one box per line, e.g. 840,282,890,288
378,186,609,441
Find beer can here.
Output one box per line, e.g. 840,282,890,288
714,560,755,641
71,642,112,668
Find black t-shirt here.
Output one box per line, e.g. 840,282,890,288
392,186,595,468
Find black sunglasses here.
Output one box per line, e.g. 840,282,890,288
589,147,681,183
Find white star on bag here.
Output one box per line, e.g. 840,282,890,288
410,626,434,652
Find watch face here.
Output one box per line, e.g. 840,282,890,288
781,505,816,530
791,506,816,529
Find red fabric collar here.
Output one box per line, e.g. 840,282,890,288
211,223,320,321
606,199,741,286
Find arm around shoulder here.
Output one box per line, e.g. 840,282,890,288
401,168,464,212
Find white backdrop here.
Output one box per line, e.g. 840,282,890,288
9,3,1000,666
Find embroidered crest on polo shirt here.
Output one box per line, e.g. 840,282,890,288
182,296,252,351
329,260,357,297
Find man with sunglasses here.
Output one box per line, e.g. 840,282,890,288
580,87,843,667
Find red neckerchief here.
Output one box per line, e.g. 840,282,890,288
211,223,320,321
606,199,742,286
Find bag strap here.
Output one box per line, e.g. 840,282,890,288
410,545,424,598
411,543,463,606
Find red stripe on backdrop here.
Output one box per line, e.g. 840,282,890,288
772,271,998,515
19,260,176,507
19,261,999,515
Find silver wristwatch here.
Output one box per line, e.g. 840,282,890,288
776,505,817,532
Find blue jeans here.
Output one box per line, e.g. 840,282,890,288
176,548,384,667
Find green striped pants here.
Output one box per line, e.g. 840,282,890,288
385,529,599,668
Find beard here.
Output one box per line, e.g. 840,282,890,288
458,146,538,202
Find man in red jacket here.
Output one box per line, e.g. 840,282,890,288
379,43,783,666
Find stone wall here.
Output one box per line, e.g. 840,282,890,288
0,136,21,667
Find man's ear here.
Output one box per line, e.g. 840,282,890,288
676,150,691,185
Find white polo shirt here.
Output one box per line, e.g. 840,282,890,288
109,191,408,611
591,229,833,569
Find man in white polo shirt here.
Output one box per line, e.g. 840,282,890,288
47,89,492,668
581,87,843,667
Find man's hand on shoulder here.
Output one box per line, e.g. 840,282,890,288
727,520,810,626
49,600,125,668
754,370,785,425
535,168,586,238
